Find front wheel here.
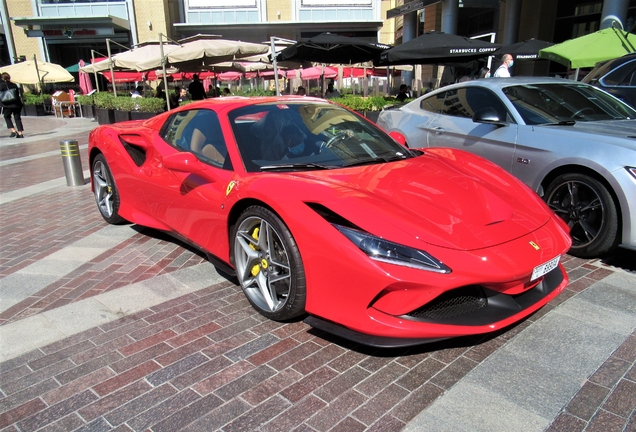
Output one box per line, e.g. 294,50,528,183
232,206,306,321
545,173,619,258
92,154,126,225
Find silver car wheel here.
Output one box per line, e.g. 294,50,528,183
93,159,115,218
234,215,292,313
546,173,619,258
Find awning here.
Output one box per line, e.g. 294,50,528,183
12,15,130,43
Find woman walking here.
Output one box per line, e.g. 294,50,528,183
0,72,24,138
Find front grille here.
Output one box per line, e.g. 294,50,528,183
407,285,487,320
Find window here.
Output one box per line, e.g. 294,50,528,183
602,60,636,87
160,109,232,170
438,87,511,122
420,92,446,113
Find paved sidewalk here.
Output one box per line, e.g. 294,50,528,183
0,115,634,431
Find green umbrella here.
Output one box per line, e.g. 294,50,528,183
539,26,636,69
65,63,80,73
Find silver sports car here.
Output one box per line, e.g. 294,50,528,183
377,77,636,258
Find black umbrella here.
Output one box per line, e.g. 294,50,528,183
274,33,391,65
374,31,500,66
494,39,555,60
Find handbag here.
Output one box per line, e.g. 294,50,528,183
0,88,19,104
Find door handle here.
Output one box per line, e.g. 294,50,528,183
433,126,445,135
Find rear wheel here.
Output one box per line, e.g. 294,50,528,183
545,173,619,257
232,206,306,321
92,154,126,224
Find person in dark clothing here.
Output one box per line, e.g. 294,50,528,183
396,84,410,102
280,124,318,159
188,74,206,100
0,72,24,138
169,86,181,109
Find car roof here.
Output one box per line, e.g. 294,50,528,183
425,76,587,95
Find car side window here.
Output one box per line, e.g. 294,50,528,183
602,60,636,87
160,109,232,170
440,87,512,122
419,92,446,113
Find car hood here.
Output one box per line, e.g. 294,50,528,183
294,150,551,251
536,119,636,150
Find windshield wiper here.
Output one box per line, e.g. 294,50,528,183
341,154,408,168
543,120,577,126
260,163,332,171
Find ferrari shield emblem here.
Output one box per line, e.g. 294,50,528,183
226,180,236,196
529,241,540,250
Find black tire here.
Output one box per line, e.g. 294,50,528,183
231,206,306,321
92,154,126,225
545,173,619,258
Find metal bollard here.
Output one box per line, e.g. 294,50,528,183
59,139,85,186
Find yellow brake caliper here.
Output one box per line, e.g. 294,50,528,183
250,227,261,276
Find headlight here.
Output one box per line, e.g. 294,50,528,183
334,224,451,274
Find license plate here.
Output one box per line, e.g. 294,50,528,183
531,255,561,281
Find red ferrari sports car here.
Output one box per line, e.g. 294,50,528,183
89,96,572,347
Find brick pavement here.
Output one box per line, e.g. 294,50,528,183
0,115,634,431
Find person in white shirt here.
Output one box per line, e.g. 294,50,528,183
324,83,341,99
493,54,514,77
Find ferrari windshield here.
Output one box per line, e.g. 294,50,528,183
502,83,636,125
229,101,413,172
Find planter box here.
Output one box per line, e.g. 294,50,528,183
81,104,94,118
114,110,132,123
131,111,157,121
364,111,380,123
24,104,47,116
96,108,115,125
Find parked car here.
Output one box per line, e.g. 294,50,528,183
582,53,636,108
89,96,570,347
377,77,636,258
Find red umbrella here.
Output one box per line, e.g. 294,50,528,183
78,60,94,95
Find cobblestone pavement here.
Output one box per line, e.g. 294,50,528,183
0,116,634,431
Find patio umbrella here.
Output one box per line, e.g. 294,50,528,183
0,59,74,85
494,38,554,60
274,33,390,65
78,60,94,95
538,26,636,68
80,42,180,73
137,35,270,71
374,31,500,66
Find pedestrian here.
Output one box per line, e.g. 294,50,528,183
493,54,514,77
478,67,491,79
178,87,189,103
395,84,410,102
0,72,24,138
131,86,143,98
324,83,340,99
222,88,232,96
296,86,306,96
188,74,206,100
169,86,181,109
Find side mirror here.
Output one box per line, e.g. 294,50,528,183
389,131,408,147
162,152,220,183
472,107,507,127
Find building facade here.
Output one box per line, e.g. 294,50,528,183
1,0,635,75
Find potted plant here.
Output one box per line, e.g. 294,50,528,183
332,95,407,123
131,97,166,120
23,93,48,116
94,92,116,125
113,96,135,123
75,94,95,118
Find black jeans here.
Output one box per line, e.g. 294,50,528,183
3,106,24,132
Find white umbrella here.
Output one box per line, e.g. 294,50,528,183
137,35,269,71
80,42,180,73
0,59,74,85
